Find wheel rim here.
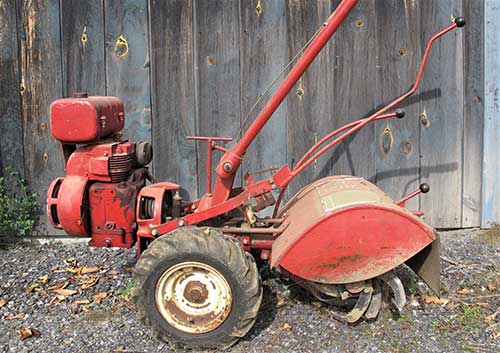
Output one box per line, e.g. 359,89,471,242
155,261,233,334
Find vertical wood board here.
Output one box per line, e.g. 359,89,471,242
149,0,198,199
61,0,105,97
0,0,24,188
286,0,334,196
374,0,421,209
17,0,65,235
331,0,378,181
419,0,464,228
462,0,484,227
194,0,241,193
105,0,151,143
482,0,500,227
240,0,287,187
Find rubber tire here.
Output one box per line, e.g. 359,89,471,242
132,227,262,350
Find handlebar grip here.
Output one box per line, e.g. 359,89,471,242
455,17,466,28
420,183,430,194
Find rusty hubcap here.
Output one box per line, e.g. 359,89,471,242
155,262,232,333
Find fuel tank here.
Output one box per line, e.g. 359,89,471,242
271,176,437,285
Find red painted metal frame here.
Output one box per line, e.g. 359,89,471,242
186,136,232,195
144,15,462,242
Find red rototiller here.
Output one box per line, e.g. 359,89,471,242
46,0,465,349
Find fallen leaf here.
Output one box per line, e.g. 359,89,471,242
34,289,50,297
92,292,108,303
47,295,67,306
456,288,473,295
17,327,40,340
109,270,119,276
72,299,90,306
421,295,450,305
81,266,100,275
48,280,69,291
79,276,99,289
24,284,39,293
281,323,292,331
38,275,50,284
446,301,461,310
0,299,5,307
53,266,82,275
4,313,25,320
276,297,287,308
485,310,499,323
53,289,77,297
82,306,90,313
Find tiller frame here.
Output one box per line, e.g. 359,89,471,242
137,1,464,249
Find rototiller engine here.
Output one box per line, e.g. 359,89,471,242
47,0,465,349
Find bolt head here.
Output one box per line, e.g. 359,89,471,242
223,162,232,172
152,229,159,236
178,220,186,227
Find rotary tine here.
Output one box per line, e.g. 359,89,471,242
364,280,382,319
379,271,406,311
330,284,373,324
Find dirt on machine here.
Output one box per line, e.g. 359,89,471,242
46,0,465,349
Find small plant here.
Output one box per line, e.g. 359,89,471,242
455,305,484,330
0,167,38,236
116,281,134,301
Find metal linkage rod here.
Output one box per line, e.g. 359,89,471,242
215,0,359,179
273,18,465,217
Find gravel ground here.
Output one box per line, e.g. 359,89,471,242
0,229,498,353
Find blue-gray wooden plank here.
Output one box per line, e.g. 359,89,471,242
286,0,334,196
374,0,421,210
419,0,464,228
61,0,105,97
17,0,65,235
194,0,241,194
482,0,500,227
149,0,198,200
105,0,151,143
462,0,484,227
240,0,287,190
0,0,24,189
331,0,377,181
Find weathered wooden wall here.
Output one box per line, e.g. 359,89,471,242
0,0,486,232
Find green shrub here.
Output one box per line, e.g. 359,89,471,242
0,168,38,236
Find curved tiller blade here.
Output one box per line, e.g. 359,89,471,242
364,280,382,319
379,271,406,312
330,285,373,324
